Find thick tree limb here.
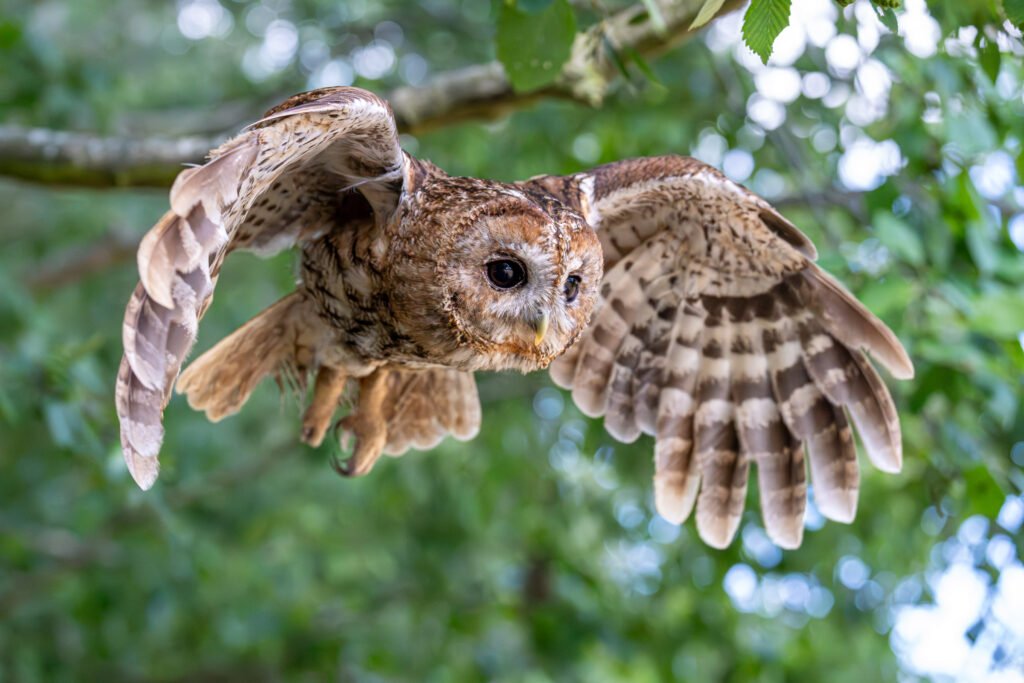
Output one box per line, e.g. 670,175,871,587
0,0,740,189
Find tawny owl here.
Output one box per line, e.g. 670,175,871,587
116,87,913,549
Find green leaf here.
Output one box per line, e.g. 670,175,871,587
742,0,791,64
624,47,663,86
690,0,727,29
1004,0,1024,31
873,212,925,266
857,277,918,318
877,7,899,33
0,20,22,49
961,466,1007,518
497,0,577,92
602,34,632,83
44,402,76,448
969,288,1024,339
978,38,1001,82
965,220,998,274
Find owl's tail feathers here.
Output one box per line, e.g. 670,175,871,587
177,293,310,422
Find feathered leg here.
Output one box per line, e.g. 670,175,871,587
332,369,388,477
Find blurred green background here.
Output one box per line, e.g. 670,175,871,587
1,0,1023,680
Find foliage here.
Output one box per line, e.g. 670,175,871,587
497,0,578,91
1005,0,1024,30
1,0,1023,681
742,0,793,63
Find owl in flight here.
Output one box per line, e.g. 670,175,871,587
116,87,913,549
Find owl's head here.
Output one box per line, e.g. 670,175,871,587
437,190,603,373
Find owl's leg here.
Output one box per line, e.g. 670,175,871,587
300,365,348,447
331,368,388,477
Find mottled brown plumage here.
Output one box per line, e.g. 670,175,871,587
116,87,913,549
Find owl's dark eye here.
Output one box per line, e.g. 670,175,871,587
564,275,582,303
486,259,527,289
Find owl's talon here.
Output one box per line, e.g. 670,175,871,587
330,414,386,478
329,451,355,477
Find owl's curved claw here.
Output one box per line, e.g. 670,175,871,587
330,414,386,478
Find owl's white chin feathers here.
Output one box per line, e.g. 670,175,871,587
494,353,556,375
460,343,562,375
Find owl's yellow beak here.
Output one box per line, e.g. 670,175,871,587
533,313,549,347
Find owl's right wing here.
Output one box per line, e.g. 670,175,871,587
524,156,913,549
116,87,407,489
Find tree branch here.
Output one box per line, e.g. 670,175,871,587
26,226,142,292
0,0,740,189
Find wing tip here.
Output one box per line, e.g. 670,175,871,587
765,518,804,550
872,455,903,474
883,349,915,381
815,488,858,524
654,477,697,526
696,511,740,549
124,449,160,490
451,420,482,442
604,420,643,444
571,387,607,419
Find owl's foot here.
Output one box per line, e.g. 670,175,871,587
329,369,388,478
301,365,348,447
331,414,387,477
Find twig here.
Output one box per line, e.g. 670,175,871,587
26,226,141,292
0,0,741,189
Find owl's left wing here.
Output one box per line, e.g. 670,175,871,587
523,156,913,549
116,87,406,489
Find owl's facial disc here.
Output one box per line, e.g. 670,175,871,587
444,207,603,372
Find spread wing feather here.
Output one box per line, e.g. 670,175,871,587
116,87,405,489
527,156,913,549
381,368,482,457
